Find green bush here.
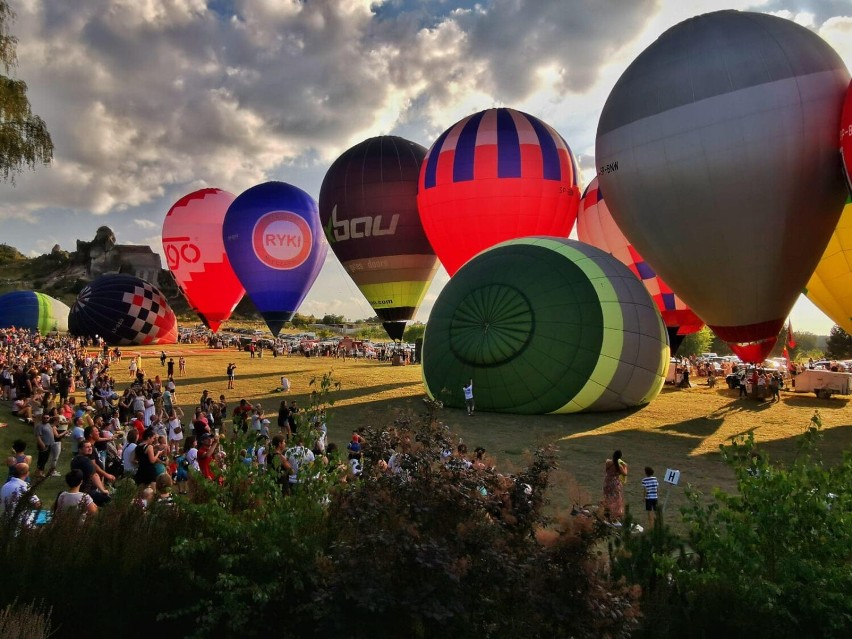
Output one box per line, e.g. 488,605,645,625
1,374,641,638
610,411,852,639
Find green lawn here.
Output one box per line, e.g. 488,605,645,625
3,342,851,519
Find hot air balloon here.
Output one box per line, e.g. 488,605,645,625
69,274,177,345
222,181,327,336
417,107,581,276
596,11,850,363
804,196,852,334
578,177,703,353
319,136,439,341
162,188,244,332
0,291,70,333
422,237,668,414
842,79,852,190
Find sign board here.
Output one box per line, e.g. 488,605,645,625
664,468,681,485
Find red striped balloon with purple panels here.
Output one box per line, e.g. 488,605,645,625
418,108,581,276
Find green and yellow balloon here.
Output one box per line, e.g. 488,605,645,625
422,237,668,414
0,290,71,333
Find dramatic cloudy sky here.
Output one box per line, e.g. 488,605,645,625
2,0,851,332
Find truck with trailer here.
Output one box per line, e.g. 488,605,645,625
791,369,852,399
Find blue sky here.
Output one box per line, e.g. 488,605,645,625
1,0,851,333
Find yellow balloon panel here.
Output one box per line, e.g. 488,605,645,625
805,197,852,334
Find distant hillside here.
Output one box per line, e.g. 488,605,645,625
0,233,261,321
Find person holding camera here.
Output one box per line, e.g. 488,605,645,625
226,362,236,389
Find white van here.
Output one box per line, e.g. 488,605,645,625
792,369,852,399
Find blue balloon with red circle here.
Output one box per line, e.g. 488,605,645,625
222,181,328,336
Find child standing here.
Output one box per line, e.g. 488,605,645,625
641,466,659,527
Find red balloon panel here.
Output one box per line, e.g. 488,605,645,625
418,108,580,276
162,188,245,332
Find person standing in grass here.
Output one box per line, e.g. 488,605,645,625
641,466,659,527
463,379,474,416
603,449,628,523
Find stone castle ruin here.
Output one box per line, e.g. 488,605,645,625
73,226,162,283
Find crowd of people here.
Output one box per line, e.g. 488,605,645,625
0,327,453,524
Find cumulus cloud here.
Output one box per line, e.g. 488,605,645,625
1,0,849,325
2,0,661,224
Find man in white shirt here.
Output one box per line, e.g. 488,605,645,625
285,436,315,490
1,463,40,515
463,379,474,416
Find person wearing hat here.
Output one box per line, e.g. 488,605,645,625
259,417,271,439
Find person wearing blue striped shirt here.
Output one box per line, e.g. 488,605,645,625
641,467,659,527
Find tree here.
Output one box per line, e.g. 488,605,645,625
0,1,53,181
678,326,713,357
611,412,852,638
402,322,425,343
320,314,346,326
824,325,852,360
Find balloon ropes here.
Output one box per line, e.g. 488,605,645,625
417,107,581,276
162,188,245,332
596,11,850,362
320,136,439,341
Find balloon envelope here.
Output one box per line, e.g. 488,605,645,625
0,291,70,333
69,274,177,345
842,80,852,190
422,237,668,414
805,196,852,335
578,177,704,348
319,136,439,341
222,182,327,336
417,107,581,276
162,188,244,332
596,10,850,362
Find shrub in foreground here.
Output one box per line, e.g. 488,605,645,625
611,412,852,639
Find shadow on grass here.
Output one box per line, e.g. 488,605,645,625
659,416,725,438
756,424,852,466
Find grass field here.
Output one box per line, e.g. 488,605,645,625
3,343,850,520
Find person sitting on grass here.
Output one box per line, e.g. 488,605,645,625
54,469,98,521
